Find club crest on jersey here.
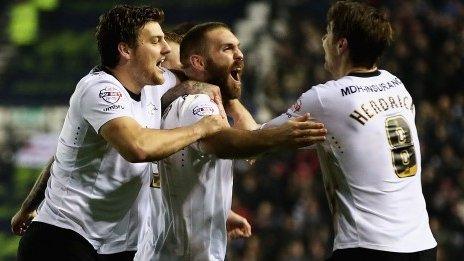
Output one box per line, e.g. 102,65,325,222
193,104,215,116
291,99,302,112
99,86,122,104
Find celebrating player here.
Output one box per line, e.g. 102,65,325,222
135,22,327,260
265,1,437,260
15,5,227,260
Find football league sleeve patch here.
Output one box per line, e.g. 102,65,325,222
180,94,220,153
263,87,322,129
180,94,220,126
81,82,133,133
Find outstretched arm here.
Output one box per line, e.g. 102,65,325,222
100,115,227,163
11,157,53,235
201,114,326,159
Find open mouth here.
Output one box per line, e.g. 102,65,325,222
156,58,165,72
230,68,242,83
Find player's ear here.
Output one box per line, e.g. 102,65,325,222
118,42,132,62
189,55,206,71
337,38,348,55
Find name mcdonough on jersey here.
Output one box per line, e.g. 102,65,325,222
341,77,403,97
349,95,415,125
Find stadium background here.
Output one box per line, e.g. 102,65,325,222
0,0,462,260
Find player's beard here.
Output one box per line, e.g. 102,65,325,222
132,48,165,86
205,58,242,101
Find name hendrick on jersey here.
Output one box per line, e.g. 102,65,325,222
266,70,436,253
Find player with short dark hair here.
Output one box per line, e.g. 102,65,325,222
16,5,227,260
265,1,437,260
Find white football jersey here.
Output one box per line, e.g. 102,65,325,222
266,70,436,253
137,94,233,261
35,67,176,254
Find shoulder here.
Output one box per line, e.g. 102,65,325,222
77,71,126,100
181,94,217,113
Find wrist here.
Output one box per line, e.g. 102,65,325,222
192,122,205,139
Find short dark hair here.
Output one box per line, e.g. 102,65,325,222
165,31,183,44
95,5,164,68
172,22,198,36
179,22,230,68
327,1,393,68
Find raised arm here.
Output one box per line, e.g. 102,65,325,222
11,157,53,235
100,115,227,162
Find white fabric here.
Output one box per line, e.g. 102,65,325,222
267,70,436,253
35,68,176,254
136,94,233,261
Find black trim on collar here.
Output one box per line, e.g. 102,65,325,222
124,88,141,102
98,65,141,102
347,70,381,78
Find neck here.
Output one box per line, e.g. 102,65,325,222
336,61,377,79
332,54,377,78
184,67,207,83
108,66,143,94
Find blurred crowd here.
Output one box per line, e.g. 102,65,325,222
226,0,464,260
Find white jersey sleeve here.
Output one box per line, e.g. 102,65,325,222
179,94,220,153
80,81,133,133
264,86,324,128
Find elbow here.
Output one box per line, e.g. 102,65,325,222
121,147,150,163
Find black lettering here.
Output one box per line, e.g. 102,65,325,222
357,86,363,92
379,98,389,111
341,87,351,96
392,78,401,86
380,83,387,91
350,110,368,125
350,86,357,94
403,97,409,109
397,95,403,107
361,104,374,118
389,97,399,108
387,82,394,89
372,85,379,92
369,100,381,114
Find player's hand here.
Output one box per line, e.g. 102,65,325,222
277,113,327,148
195,115,229,139
185,81,227,119
11,208,37,236
227,212,252,240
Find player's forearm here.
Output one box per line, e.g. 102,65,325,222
202,128,283,159
133,125,203,162
20,157,53,212
226,100,259,130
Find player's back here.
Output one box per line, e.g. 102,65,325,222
158,94,233,261
268,70,436,253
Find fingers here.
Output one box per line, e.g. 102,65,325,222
292,113,310,122
213,95,227,120
11,212,35,236
243,220,252,237
292,128,328,138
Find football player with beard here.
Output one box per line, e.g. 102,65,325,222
135,22,327,261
